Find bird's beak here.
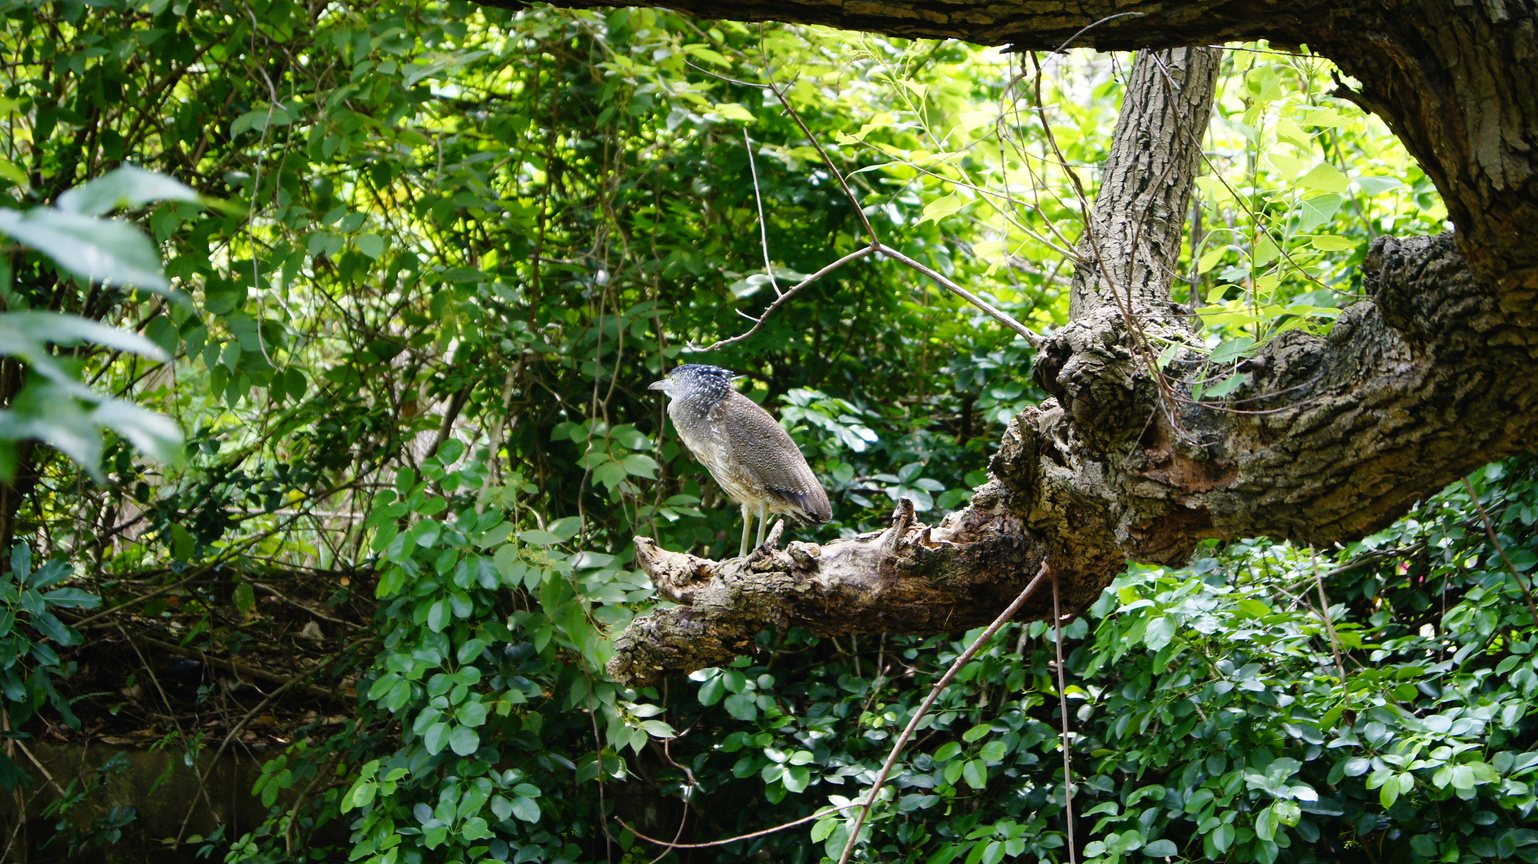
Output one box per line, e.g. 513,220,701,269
648,379,666,391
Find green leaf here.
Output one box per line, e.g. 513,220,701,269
56,166,201,217
712,103,754,122
343,780,376,813
1,389,102,476
0,209,168,292
426,599,450,633
723,691,758,721
448,725,480,756
1256,804,1277,841
26,560,71,590
1309,234,1357,251
962,759,987,790
1296,162,1350,195
1143,615,1176,651
42,587,100,608
30,611,78,646
621,453,658,478
1267,152,1311,179
1379,773,1403,808
1209,337,1255,364
1196,243,1231,273
0,312,170,362
547,516,583,541
356,233,386,259
1211,822,1234,853
423,722,450,755
811,818,836,843
1354,176,1403,196
684,45,730,67
1203,372,1247,399
91,399,185,466
962,724,991,743
510,796,540,823
918,194,966,225
1295,194,1342,233
979,740,1008,763
783,765,809,792
594,460,627,490
1273,117,1315,151
0,159,27,188
457,699,488,727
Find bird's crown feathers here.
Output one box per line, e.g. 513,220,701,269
650,363,738,406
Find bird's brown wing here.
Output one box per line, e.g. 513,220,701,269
715,392,832,523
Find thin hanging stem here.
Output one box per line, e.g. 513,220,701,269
835,563,1051,864
744,127,782,296
1463,476,1538,627
1052,569,1077,864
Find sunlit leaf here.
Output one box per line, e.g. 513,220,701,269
0,208,168,291
56,165,200,217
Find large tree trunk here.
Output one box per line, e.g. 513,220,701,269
478,0,1538,685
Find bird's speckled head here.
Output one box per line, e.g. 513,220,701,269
648,364,737,407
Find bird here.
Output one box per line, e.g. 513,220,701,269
649,364,831,558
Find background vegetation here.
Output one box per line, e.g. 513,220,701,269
0,0,1531,862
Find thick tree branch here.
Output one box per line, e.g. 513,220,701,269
500,0,1306,51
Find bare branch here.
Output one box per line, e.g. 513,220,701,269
696,245,880,351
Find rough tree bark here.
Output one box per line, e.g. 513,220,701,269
489,0,1538,684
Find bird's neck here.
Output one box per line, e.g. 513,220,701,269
671,392,723,422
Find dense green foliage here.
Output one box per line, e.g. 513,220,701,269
0,0,1530,862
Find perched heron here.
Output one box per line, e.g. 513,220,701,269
650,364,831,557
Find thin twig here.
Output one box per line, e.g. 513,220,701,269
744,128,781,296
1463,476,1538,628
617,801,864,850
1051,568,1077,864
132,634,358,703
1310,548,1349,681
1027,51,1183,433
701,241,1044,352
1050,12,1148,54
173,636,371,846
758,70,879,244
691,62,1045,351
74,568,198,627
874,244,1044,346
697,245,880,351
835,563,1051,864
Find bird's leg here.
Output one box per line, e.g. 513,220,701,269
739,504,753,558
756,510,769,551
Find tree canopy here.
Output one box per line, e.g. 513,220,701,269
0,0,1534,862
